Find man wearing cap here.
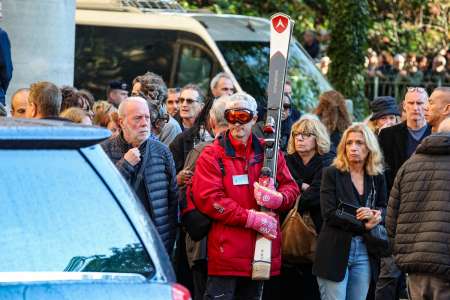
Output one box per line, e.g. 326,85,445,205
368,96,400,135
107,80,129,108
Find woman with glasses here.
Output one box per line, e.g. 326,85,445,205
313,123,387,300
282,118,333,300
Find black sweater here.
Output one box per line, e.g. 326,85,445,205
285,152,333,232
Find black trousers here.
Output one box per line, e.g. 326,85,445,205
192,260,208,300
203,276,263,300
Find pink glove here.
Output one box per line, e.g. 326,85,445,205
254,181,283,209
245,210,278,240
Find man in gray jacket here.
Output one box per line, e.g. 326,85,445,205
102,96,179,253
386,118,450,300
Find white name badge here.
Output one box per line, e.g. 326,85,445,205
232,174,249,185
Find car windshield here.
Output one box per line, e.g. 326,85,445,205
217,41,332,112
0,149,154,277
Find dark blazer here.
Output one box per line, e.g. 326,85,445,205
312,166,387,282
378,121,431,191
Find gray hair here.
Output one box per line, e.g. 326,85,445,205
438,117,450,133
225,92,258,114
209,95,229,128
118,96,148,118
210,72,233,92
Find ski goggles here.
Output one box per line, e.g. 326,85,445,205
224,108,254,125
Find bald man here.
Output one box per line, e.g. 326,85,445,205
425,87,450,132
10,88,29,118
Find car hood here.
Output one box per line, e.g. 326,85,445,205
0,272,172,300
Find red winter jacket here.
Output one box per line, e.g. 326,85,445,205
191,131,299,277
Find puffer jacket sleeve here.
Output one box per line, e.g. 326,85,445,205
192,146,249,227
275,151,300,212
386,165,404,241
115,158,135,182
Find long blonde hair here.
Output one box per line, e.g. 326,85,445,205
287,119,331,155
333,123,384,175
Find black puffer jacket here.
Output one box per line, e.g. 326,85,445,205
386,133,450,279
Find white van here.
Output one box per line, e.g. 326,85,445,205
75,0,331,111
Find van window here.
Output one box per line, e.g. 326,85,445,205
217,41,331,112
0,149,154,277
75,25,177,99
175,43,213,92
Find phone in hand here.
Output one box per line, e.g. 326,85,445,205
338,200,359,216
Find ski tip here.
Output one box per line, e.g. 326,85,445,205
270,13,292,34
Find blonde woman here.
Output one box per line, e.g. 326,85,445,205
313,123,387,300
60,107,92,125
283,118,333,300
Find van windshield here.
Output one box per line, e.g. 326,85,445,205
217,41,331,112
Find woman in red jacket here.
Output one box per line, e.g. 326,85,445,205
192,92,299,300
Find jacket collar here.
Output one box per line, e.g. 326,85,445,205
416,133,450,155
218,130,264,158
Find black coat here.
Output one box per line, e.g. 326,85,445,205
386,134,450,279
378,121,431,191
285,153,333,231
0,28,12,106
312,166,387,282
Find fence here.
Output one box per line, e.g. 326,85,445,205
365,75,449,103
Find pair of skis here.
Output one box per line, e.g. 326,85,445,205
252,13,294,280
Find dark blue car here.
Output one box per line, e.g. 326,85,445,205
0,118,190,300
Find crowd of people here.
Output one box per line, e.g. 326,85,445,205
3,70,450,300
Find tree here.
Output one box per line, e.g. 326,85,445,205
327,0,370,119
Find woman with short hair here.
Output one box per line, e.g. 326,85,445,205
313,123,387,300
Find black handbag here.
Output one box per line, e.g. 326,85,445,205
363,179,391,257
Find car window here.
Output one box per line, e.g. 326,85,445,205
175,43,213,92
0,149,154,277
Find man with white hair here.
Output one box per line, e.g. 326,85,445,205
210,72,235,98
191,92,299,299
101,96,179,253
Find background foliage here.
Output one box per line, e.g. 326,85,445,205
180,0,449,118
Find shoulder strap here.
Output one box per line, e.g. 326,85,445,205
217,157,225,176
133,141,150,191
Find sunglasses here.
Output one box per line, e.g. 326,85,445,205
292,131,315,139
283,103,291,110
179,97,199,105
224,108,254,124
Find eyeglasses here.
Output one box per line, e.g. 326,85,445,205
224,108,254,124
220,87,236,92
292,131,315,139
179,97,199,105
407,87,426,93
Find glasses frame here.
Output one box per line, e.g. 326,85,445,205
292,131,316,139
179,97,199,105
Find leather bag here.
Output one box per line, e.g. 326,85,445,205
281,197,317,264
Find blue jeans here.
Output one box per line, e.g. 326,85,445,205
317,236,371,300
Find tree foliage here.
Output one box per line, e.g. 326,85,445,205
327,0,369,119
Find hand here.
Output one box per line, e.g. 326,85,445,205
245,210,278,240
177,169,193,186
124,147,141,166
301,183,310,191
254,181,283,209
357,207,382,230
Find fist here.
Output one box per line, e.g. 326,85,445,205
124,147,141,166
254,181,283,209
177,169,193,186
245,210,278,240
